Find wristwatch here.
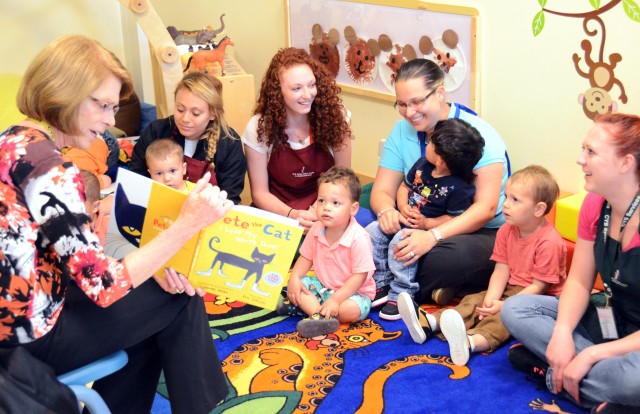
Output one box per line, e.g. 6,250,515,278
430,227,444,244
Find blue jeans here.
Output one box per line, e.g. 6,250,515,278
366,221,418,302
501,294,640,408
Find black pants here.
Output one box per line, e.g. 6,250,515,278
414,228,497,304
24,280,227,414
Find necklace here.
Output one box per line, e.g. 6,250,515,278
27,117,55,142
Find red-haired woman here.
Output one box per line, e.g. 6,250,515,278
242,47,352,232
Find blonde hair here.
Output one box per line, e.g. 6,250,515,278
508,165,560,215
175,72,232,168
146,138,184,165
17,34,133,135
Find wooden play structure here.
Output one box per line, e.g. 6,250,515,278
118,0,255,133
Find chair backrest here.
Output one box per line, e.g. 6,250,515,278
58,350,128,414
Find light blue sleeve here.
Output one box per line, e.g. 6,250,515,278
453,106,508,228
379,121,406,173
456,110,506,171
379,120,422,176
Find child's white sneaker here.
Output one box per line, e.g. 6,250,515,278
397,292,432,344
440,309,470,366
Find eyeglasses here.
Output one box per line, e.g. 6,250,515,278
393,85,441,111
90,96,120,116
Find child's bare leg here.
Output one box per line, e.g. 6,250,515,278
336,299,362,323
297,292,322,317
469,334,490,353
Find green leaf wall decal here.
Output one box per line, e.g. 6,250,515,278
623,0,640,21
532,10,545,36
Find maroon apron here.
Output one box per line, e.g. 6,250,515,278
266,139,334,210
183,156,218,186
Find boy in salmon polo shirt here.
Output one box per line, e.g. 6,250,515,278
278,166,376,338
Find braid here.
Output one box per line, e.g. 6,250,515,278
176,72,236,171
204,121,221,168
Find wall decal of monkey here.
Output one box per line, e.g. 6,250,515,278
531,0,636,120
573,15,627,119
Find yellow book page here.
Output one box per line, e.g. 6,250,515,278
139,181,200,277
190,205,303,310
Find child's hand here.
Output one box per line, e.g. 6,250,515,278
410,213,429,229
399,204,414,219
292,209,317,233
475,299,503,320
287,277,310,306
318,297,340,319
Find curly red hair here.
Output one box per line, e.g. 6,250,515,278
254,47,351,153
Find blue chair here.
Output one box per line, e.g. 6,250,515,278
58,350,128,414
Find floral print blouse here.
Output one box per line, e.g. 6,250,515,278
0,126,132,345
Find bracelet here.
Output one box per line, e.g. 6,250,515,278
377,207,395,218
287,208,294,218
430,227,444,244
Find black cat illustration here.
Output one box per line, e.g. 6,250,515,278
113,183,146,247
196,237,275,296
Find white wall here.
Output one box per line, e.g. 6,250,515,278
2,0,639,193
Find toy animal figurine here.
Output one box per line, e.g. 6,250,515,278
167,14,226,46
183,36,235,75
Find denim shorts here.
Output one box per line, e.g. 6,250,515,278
301,276,372,321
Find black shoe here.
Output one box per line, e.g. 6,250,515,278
507,343,548,388
275,296,305,317
397,292,432,344
379,301,401,321
591,402,640,414
297,313,339,338
372,286,390,308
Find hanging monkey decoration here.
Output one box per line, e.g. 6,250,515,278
573,15,628,120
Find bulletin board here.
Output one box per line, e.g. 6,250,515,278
286,0,479,109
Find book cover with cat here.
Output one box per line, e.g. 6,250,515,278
111,169,305,310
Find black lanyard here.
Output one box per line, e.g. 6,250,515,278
601,191,640,245
418,131,427,158
601,191,640,296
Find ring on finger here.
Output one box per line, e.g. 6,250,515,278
176,288,185,294
409,250,415,258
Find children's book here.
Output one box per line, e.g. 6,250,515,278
105,168,303,310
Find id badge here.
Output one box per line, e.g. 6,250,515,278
596,306,619,340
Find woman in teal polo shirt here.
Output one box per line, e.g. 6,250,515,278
369,58,508,306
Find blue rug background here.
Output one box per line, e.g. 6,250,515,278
151,301,590,414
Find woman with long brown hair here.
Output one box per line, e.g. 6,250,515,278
242,47,352,231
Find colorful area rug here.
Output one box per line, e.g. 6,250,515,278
152,293,590,414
